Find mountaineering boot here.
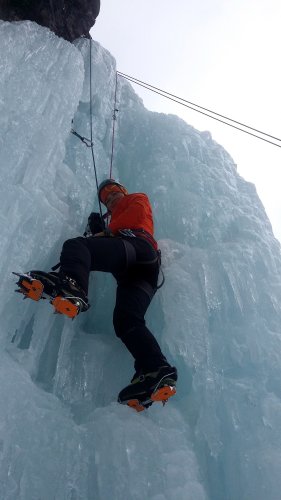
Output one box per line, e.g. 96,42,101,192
13,270,89,319
118,365,177,412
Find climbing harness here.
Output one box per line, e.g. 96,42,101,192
118,229,165,291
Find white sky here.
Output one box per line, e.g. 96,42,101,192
92,0,281,242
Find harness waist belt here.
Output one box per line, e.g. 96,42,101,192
119,228,158,251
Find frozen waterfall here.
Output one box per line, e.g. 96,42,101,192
1,21,281,500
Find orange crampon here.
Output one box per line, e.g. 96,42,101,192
51,296,81,319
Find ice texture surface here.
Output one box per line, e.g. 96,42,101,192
1,21,281,500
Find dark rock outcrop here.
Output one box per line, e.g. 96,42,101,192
0,0,100,42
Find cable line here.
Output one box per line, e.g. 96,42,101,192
118,71,281,143
117,71,281,149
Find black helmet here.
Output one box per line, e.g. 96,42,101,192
98,179,128,203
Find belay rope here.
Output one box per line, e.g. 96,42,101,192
71,40,119,201
109,72,119,179
88,39,103,219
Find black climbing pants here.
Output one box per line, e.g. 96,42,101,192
60,236,168,372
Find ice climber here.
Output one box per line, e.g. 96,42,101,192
15,179,177,410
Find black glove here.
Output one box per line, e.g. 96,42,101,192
83,212,105,237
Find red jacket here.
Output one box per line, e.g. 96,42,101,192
109,193,157,249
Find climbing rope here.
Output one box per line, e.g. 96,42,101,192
88,40,104,219
71,43,120,215
109,72,119,179
117,71,281,149
70,40,104,218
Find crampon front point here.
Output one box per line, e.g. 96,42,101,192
124,384,177,412
13,272,44,301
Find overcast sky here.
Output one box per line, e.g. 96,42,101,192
92,0,281,242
